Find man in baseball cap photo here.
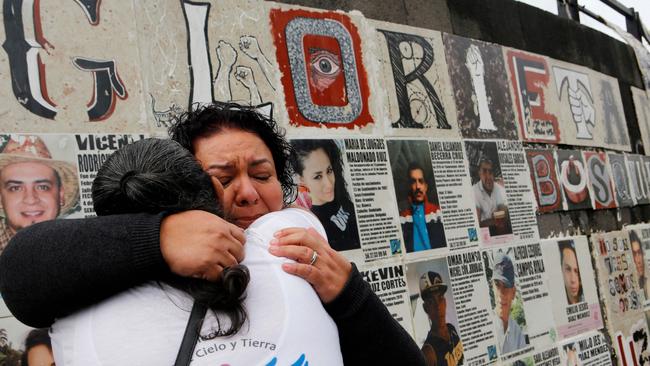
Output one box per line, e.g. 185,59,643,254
0,135,79,253
419,271,463,366
491,252,528,354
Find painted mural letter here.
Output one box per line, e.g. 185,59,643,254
553,67,594,140
585,152,615,209
627,157,650,205
378,29,450,130
465,44,495,131
530,153,559,209
507,50,559,143
601,80,630,146
557,151,591,210
271,8,372,129
2,0,57,119
74,0,100,25
72,58,127,121
609,154,634,207
181,0,213,105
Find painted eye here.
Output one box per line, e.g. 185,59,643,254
309,50,341,77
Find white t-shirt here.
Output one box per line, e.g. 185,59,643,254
473,181,507,222
51,208,343,366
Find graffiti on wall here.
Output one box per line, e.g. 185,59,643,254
507,50,559,143
2,0,128,122
553,66,595,140
526,149,563,213
444,34,517,140
270,8,372,129
583,151,616,210
375,23,455,134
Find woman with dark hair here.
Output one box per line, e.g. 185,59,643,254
1,102,425,365
290,139,360,252
50,138,342,365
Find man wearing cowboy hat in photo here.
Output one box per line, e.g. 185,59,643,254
0,135,79,253
419,271,463,366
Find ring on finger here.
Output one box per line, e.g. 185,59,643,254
309,250,318,266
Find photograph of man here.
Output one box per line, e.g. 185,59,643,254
0,135,79,253
419,271,464,366
473,154,511,236
559,240,584,305
491,252,528,354
387,139,446,253
400,162,446,252
630,230,650,298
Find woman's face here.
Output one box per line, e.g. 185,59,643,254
299,148,335,206
194,128,284,228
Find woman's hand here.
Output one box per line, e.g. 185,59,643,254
268,227,352,303
160,210,246,281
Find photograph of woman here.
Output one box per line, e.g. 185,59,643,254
290,139,361,252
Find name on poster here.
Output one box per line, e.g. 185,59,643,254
566,302,590,322
361,265,406,292
430,141,464,160
448,251,484,277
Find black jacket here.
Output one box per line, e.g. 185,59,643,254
0,213,425,366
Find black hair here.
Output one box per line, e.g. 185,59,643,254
92,138,249,338
169,102,296,206
630,230,642,253
559,240,583,302
20,328,51,366
290,139,353,205
407,161,426,178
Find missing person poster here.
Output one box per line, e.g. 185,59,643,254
510,345,562,366
429,140,481,252
484,243,556,362
625,224,650,310
558,331,612,366
359,261,415,336
0,134,81,256
387,139,448,257
75,134,146,217
406,251,497,366
289,138,402,264
464,140,539,245
541,236,603,340
591,230,646,366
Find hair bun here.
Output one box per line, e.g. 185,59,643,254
119,170,138,195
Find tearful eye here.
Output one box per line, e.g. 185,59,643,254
309,49,341,77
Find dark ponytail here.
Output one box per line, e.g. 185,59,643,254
92,138,249,338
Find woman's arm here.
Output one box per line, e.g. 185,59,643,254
0,210,246,328
325,264,427,366
0,213,166,328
